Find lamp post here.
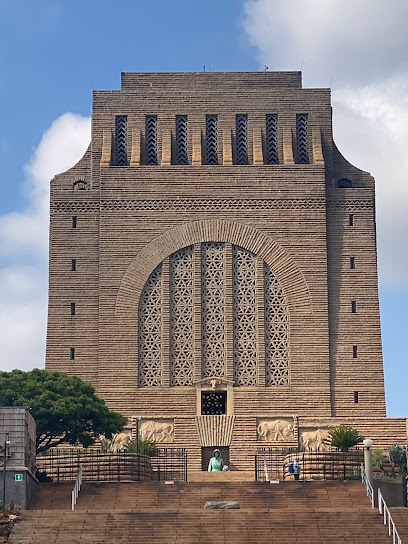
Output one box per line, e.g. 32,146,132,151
135,417,142,482
363,438,373,486
2,438,11,511
136,417,142,454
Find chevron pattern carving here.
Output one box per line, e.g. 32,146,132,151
115,115,128,166
266,114,278,164
296,113,309,164
236,114,248,165
195,415,236,447
176,115,188,165
146,115,158,165
206,115,218,165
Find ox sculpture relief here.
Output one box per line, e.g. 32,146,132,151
111,431,132,452
140,420,174,443
299,429,330,451
257,419,295,442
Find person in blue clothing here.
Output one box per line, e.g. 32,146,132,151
293,458,301,480
208,449,228,471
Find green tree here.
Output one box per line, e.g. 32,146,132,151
372,448,389,476
387,444,407,478
325,425,365,452
0,369,127,454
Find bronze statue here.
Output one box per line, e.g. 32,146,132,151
208,449,228,471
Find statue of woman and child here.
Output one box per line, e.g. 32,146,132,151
208,449,229,471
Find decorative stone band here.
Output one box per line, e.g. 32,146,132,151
53,198,374,213
195,415,236,447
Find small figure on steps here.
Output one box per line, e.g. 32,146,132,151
208,449,228,471
293,458,301,480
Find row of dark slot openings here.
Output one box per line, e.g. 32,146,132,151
114,113,309,166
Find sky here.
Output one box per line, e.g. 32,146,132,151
0,0,406,417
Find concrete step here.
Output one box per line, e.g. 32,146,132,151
7,480,395,544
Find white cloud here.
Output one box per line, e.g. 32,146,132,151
242,0,408,287
0,113,90,372
243,0,408,87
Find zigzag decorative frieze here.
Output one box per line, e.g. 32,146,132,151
195,415,236,447
53,198,374,213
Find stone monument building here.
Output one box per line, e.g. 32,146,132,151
46,72,407,470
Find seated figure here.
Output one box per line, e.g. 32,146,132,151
208,449,228,471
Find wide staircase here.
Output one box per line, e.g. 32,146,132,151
8,477,399,543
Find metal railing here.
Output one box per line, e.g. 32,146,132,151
378,489,402,544
71,465,82,510
255,447,363,482
151,448,188,482
37,447,188,483
37,449,153,482
361,463,402,543
360,463,374,508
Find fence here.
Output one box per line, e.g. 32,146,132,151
37,447,188,483
151,448,188,482
255,447,363,482
37,449,152,482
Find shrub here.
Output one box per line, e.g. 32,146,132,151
325,425,364,452
125,438,159,457
387,444,407,478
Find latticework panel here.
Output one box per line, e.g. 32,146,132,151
264,264,289,385
146,115,158,165
236,114,248,165
233,246,257,385
170,246,194,386
202,243,225,377
296,113,309,164
266,114,278,164
115,115,128,166
176,115,188,165
206,115,219,165
139,265,162,386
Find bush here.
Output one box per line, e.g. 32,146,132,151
387,444,407,478
325,425,364,452
125,437,159,457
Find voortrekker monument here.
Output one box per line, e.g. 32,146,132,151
45,71,407,470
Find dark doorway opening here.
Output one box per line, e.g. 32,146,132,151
201,391,226,415
202,446,230,471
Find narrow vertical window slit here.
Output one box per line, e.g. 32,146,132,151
115,115,128,166
146,115,158,165
266,114,278,164
176,115,188,165
296,113,309,164
206,115,218,165
236,114,248,165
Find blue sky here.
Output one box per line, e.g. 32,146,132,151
0,0,406,417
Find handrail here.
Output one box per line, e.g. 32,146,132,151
378,489,402,544
360,463,374,508
71,464,82,510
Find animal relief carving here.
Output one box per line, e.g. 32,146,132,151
299,429,330,450
140,420,174,443
257,419,294,442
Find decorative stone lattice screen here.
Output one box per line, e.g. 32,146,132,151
138,243,289,387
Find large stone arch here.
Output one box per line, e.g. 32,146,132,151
115,219,312,316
